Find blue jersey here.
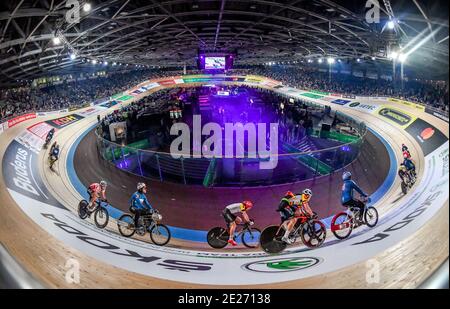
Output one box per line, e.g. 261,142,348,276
341,179,367,204
130,191,153,210
52,148,60,157
403,158,415,170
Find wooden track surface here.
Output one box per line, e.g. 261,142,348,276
0,83,448,288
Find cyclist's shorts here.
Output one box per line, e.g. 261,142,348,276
222,208,237,225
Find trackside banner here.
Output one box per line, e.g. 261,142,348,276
425,107,449,123
7,113,36,128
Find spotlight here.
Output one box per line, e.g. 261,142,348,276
318,58,323,64
356,58,361,62
307,59,313,63
389,51,399,60
327,57,335,64
398,53,408,63
113,62,117,66
69,53,76,60
52,37,61,45
92,59,97,64
103,61,108,65
83,3,92,12
371,56,376,61
387,20,395,30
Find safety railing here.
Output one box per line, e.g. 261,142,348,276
95,122,366,187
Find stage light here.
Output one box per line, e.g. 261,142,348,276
83,3,91,12
337,59,342,63
371,56,376,61
398,53,407,63
327,57,335,64
92,59,97,64
307,59,313,63
356,58,361,62
113,62,117,66
103,61,108,65
69,53,76,60
389,51,399,60
387,20,395,30
52,37,61,45
318,58,323,63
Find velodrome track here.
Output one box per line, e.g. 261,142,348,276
0,75,448,288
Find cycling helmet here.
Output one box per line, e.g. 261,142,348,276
342,171,352,181
399,165,407,172
403,153,409,159
285,191,295,199
242,200,253,210
302,189,312,200
100,180,107,188
137,182,146,191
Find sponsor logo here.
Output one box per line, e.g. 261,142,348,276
331,99,350,105
243,257,321,273
421,127,435,140
7,113,36,128
46,114,84,128
378,108,411,126
405,119,448,156
348,102,377,111
9,146,40,197
388,98,425,112
342,94,356,99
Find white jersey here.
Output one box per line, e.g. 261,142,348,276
225,203,244,214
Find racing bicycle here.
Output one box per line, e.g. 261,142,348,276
259,213,326,254
330,199,378,240
207,220,261,249
117,209,171,246
78,199,110,229
401,170,417,195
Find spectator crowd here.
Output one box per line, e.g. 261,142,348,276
1,65,448,122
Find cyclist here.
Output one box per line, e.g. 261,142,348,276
279,189,314,244
277,191,296,223
129,182,154,230
222,201,253,246
44,128,55,146
403,153,416,177
87,180,108,212
402,143,411,159
341,171,369,222
49,142,60,168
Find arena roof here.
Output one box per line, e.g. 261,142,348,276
0,0,448,82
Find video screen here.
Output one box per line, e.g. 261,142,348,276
205,57,226,70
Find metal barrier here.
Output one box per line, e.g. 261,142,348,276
95,121,366,187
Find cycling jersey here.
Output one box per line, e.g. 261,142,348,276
130,191,153,210
403,158,415,171
341,179,367,204
52,148,60,157
88,183,102,194
225,202,245,214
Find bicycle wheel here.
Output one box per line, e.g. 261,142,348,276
94,207,109,228
300,220,326,248
259,225,287,254
330,212,353,240
117,214,136,237
401,181,408,194
364,207,379,227
207,227,229,249
149,224,171,246
78,200,89,219
241,227,261,248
